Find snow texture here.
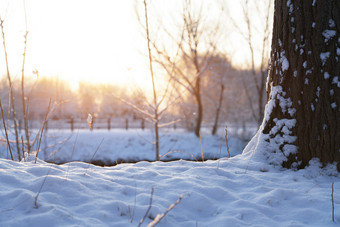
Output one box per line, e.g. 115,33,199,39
332,76,340,87
329,19,335,28
286,0,293,14
0,155,339,226
280,51,289,72
322,30,336,43
320,52,330,66
331,102,337,109
300,48,304,55
303,61,307,68
312,0,316,7
306,69,312,75
245,85,297,166
324,72,330,80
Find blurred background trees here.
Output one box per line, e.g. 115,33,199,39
0,0,274,138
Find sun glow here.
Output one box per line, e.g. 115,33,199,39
0,0,271,93
0,0,153,91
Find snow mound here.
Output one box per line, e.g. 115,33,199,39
0,156,339,226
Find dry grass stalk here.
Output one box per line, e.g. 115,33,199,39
225,126,230,158
65,129,79,179
21,31,31,154
138,187,154,227
0,18,21,161
0,99,13,160
21,1,30,153
199,131,204,162
332,182,335,222
35,98,52,163
84,138,105,174
34,167,52,208
147,194,183,227
128,182,137,223
87,114,93,130
21,136,26,162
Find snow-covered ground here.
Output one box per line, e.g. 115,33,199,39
0,129,339,226
1,128,248,165
0,155,339,226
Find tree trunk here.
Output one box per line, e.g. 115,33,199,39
245,0,340,170
194,77,203,137
212,84,225,135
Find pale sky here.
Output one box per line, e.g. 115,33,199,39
0,0,152,90
0,0,272,91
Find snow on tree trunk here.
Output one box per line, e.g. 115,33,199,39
243,0,340,170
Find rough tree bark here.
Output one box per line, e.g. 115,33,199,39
245,0,340,170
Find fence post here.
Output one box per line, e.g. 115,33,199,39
125,118,128,130
70,118,74,131
107,118,111,131
141,118,145,130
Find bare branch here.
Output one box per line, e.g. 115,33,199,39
147,194,183,227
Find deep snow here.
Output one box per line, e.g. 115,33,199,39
0,155,339,226
0,129,339,226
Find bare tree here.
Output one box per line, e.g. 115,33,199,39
119,0,180,161
143,0,161,160
224,0,273,126
202,54,233,135
150,0,224,137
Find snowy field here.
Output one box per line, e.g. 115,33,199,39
1,128,249,165
0,129,339,226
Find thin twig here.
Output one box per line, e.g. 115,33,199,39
217,136,223,169
21,136,26,162
0,99,13,160
1,17,21,161
84,138,105,174
138,187,154,227
148,194,183,227
199,131,204,162
22,0,30,154
129,182,137,223
65,129,79,179
34,166,52,208
35,98,52,163
332,182,334,222
225,125,230,158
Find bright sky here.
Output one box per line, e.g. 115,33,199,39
0,0,153,90
0,0,272,91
